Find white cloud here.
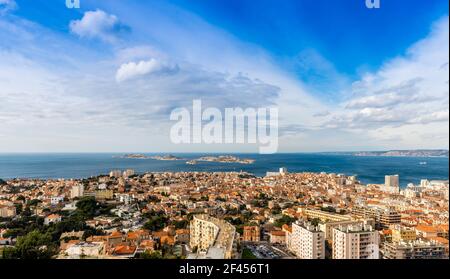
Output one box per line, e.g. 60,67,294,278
69,9,127,43
321,16,449,149
116,58,178,82
0,0,16,15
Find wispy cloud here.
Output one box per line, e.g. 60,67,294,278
70,9,129,43
0,0,16,15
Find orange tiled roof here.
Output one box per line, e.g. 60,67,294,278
416,225,440,233
270,230,286,237
113,245,136,255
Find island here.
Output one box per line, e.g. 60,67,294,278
195,155,255,164
353,150,449,158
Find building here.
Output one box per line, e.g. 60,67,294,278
352,206,401,229
109,170,122,178
319,219,374,241
0,205,16,218
269,230,286,244
332,224,379,259
62,242,105,259
266,167,288,177
301,208,353,223
290,221,325,259
70,184,84,199
391,225,417,242
0,205,15,218
383,240,446,259
44,214,62,225
51,196,64,205
189,214,238,259
381,175,400,194
243,226,260,242
123,169,135,178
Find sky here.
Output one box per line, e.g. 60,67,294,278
0,0,448,153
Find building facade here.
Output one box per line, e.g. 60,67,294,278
332,224,379,259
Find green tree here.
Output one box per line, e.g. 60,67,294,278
6,230,57,259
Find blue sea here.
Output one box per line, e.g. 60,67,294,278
0,153,448,187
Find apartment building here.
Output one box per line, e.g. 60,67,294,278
352,206,401,229
243,226,260,242
383,240,446,259
70,184,84,199
391,225,417,242
300,208,353,222
290,221,325,259
332,224,379,259
319,219,375,241
0,205,16,218
189,214,238,259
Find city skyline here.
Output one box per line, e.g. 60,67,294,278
0,0,449,153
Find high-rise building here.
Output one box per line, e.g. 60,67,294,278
70,184,84,199
382,175,400,193
109,170,122,178
123,169,135,178
189,214,238,259
290,221,325,259
385,175,399,188
332,224,379,259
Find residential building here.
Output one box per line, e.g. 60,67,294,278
290,221,325,259
189,214,238,259
243,226,260,242
332,224,379,259
383,240,446,259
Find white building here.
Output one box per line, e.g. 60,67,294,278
332,224,379,259
123,169,135,178
63,242,105,259
51,196,64,205
290,221,325,259
109,170,122,178
70,184,84,199
381,175,400,194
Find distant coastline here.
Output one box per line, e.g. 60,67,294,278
118,154,255,164
320,149,449,158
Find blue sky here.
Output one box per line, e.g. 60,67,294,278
0,0,449,152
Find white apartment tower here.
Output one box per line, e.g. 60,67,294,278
332,224,379,259
291,221,325,259
385,175,399,188
70,184,84,199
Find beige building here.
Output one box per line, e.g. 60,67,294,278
70,184,84,199
391,225,417,242
0,205,16,218
352,206,401,229
300,208,353,223
243,226,260,242
383,240,446,259
290,221,325,259
332,224,379,259
381,175,400,194
319,219,375,241
189,214,238,259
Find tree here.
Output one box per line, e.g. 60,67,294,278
140,251,163,259
5,230,57,259
75,196,98,218
310,218,321,227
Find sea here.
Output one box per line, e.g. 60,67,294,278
0,153,448,187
